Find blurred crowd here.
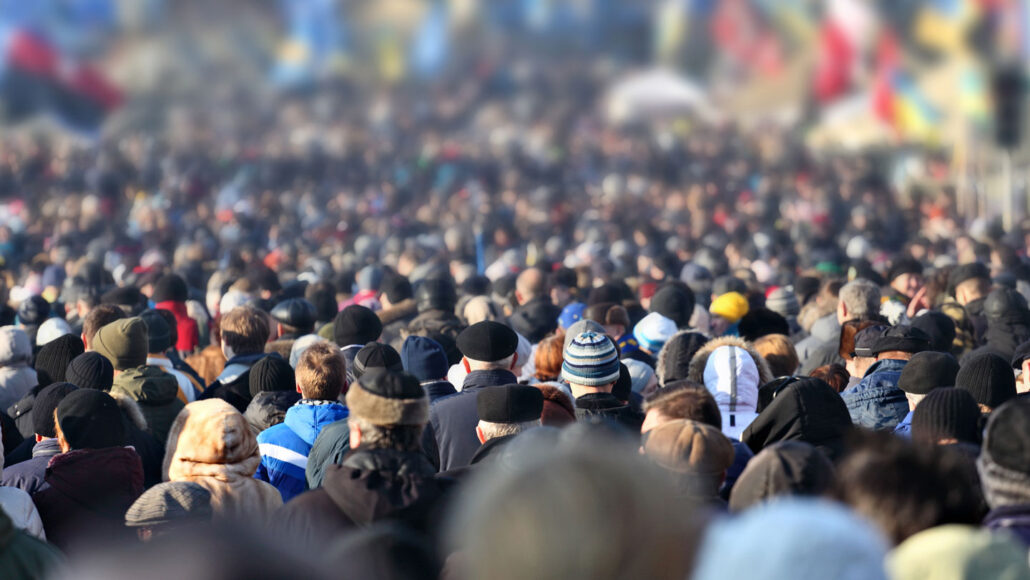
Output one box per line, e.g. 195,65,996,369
0,53,1027,579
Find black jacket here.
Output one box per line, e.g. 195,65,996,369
0,438,61,495
963,313,1030,366
421,380,457,403
423,369,517,472
742,378,852,462
244,390,302,434
574,392,644,432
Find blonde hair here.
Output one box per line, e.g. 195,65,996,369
296,341,346,400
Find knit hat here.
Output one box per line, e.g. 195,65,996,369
345,369,428,426
33,382,78,437
633,312,677,353
92,317,148,370
401,336,449,382
888,525,1030,580
35,317,72,346
977,398,1030,508
956,352,1017,409
910,388,981,446
765,286,800,318
650,285,696,329
151,274,189,303
897,351,959,395
56,389,125,450
333,305,383,347
34,333,85,385
248,354,296,397
562,319,606,352
561,332,621,387
353,342,404,379
643,419,734,477
139,309,172,353
66,351,114,391
17,295,50,325
709,292,749,323
125,481,213,527
557,302,586,330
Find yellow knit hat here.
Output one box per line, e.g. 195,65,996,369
709,292,749,324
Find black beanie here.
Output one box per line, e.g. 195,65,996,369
738,307,790,342
248,355,296,398
911,387,982,446
66,352,114,391
140,309,173,353
956,352,1017,409
649,285,696,329
353,342,404,380
333,305,383,347
151,274,189,303
33,382,78,437
897,351,960,395
34,334,85,386
56,389,125,450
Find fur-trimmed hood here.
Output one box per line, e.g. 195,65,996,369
110,390,148,432
687,335,774,388
687,335,774,439
656,329,711,386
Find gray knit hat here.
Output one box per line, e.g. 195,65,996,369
125,481,213,527
561,331,621,386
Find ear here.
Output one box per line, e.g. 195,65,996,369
509,352,519,370
463,357,471,373
296,383,303,395
81,333,89,350
349,421,362,449
476,425,486,444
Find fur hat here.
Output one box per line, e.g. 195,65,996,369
346,369,429,426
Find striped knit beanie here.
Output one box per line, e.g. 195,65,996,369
561,331,621,386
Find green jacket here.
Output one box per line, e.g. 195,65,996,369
112,365,185,446
0,507,62,580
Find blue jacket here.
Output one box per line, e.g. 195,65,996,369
893,410,914,436
841,358,910,431
423,369,518,472
256,400,349,502
0,438,60,495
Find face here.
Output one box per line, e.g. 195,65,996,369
641,409,669,435
710,315,731,336
891,273,923,299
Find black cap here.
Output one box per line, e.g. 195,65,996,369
887,256,923,282
270,297,318,331
897,351,960,395
33,382,78,437
984,287,1029,321
248,354,296,397
333,305,383,347
353,342,404,379
982,398,1030,474
457,321,518,362
911,388,982,446
56,389,125,450
415,277,457,313
948,262,990,296
853,325,889,358
476,385,544,423
870,325,930,356
17,295,50,325
911,311,957,353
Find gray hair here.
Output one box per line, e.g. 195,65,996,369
349,416,424,452
839,279,881,321
477,419,541,441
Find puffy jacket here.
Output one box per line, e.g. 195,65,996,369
0,327,36,414
574,393,644,432
423,369,517,472
841,358,910,430
0,436,44,540
1,438,60,496
244,391,302,435
200,352,268,413
256,400,349,502
111,365,185,446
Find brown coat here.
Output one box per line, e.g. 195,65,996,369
164,399,282,524
185,345,226,387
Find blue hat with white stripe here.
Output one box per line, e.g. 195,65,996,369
561,331,621,386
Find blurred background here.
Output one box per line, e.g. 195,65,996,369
0,0,1026,227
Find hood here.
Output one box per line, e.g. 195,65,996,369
377,298,417,326
164,399,260,482
323,447,443,527
45,446,144,510
656,329,710,386
688,336,773,412
112,365,181,406
283,400,349,446
0,326,31,367
109,390,149,431
810,314,841,343
728,441,836,513
741,378,852,460
244,391,302,434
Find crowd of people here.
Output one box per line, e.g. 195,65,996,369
0,55,1027,579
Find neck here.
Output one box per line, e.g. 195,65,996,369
570,384,611,399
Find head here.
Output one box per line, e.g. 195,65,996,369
643,419,734,499
332,305,383,348
345,369,428,452
561,331,621,398
34,333,85,384
837,279,882,325
139,309,173,355
400,336,449,383
457,321,519,373
514,268,547,305
532,334,565,382
33,382,78,441
125,481,213,542
911,387,982,446
809,364,850,393
978,398,1030,510
296,341,346,401
641,380,721,434
955,352,1017,413
269,297,317,337
475,384,544,443
752,334,799,378
54,389,125,452
378,273,413,311
220,306,270,359
888,258,924,300
248,354,296,398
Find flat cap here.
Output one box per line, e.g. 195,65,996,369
125,481,213,527
852,325,889,358
457,321,518,362
948,262,990,295
643,419,735,475
897,351,959,395
476,385,544,424
270,297,318,330
870,325,930,356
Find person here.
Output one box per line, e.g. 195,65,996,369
955,352,1018,415
742,378,852,461
508,268,560,344
124,481,213,542
977,398,1030,546
268,297,317,342
728,441,835,513
93,317,184,445
632,312,677,364
752,334,799,378
332,305,383,385
963,287,1030,365
278,370,450,552
163,399,282,524
1,382,77,496
377,273,417,348
893,351,960,436
687,337,773,439
255,342,349,502
8,334,86,440
708,291,749,336
841,325,930,431
200,306,271,412
140,309,201,403
351,342,404,381
643,419,734,509
243,355,301,434
654,331,709,387
584,302,639,360
424,321,520,471
0,327,36,413
404,277,465,363
0,506,62,580
150,274,199,357
466,384,543,469
563,331,644,431
885,257,923,306
888,525,1030,580
910,388,982,447
79,304,125,351
943,263,991,346
33,389,144,549
0,434,45,539
798,279,880,375
400,336,456,402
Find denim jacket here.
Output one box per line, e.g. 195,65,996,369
841,358,910,431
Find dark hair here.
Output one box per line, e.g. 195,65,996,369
809,364,850,393
305,281,338,323
833,431,986,545
82,304,126,348
838,319,882,360
643,380,721,430
220,307,270,356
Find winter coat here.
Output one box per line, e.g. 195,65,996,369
687,336,775,440
33,446,144,550
244,391,302,434
983,504,1030,547
7,386,41,440
574,393,644,432
741,378,852,461
378,298,418,349
111,365,185,446
164,399,282,525
153,300,200,354
185,345,226,387
110,392,165,488
0,507,62,580
255,400,349,502
421,379,456,403
147,355,203,403
963,314,1030,366
0,437,44,539
423,369,518,472
840,358,910,431
199,352,268,413
305,418,349,489
0,328,36,414
1,438,60,496
278,446,452,554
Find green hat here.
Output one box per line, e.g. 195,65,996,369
92,317,148,370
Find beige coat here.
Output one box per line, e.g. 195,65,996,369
164,399,282,524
